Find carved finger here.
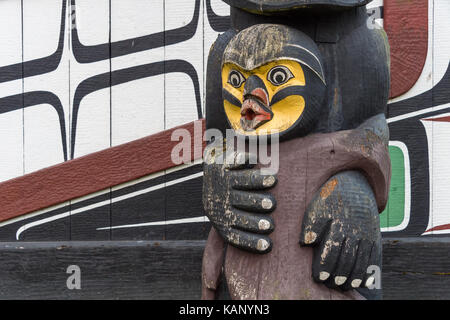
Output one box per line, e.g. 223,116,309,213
225,228,273,254
230,169,277,190
231,190,276,213
299,211,332,246
229,209,275,234
365,240,382,289
333,238,359,287
223,151,257,170
346,239,372,289
299,191,334,246
312,230,344,284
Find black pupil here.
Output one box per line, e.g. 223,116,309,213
273,69,286,84
231,72,241,86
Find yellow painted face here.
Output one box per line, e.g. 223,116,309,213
222,59,306,136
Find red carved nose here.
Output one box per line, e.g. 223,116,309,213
248,88,269,107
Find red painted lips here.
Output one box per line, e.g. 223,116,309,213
240,88,273,131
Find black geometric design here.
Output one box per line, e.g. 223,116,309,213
71,59,202,159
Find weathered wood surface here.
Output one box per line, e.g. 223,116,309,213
0,120,204,224
0,241,205,300
382,238,450,300
0,238,447,300
210,127,389,300
384,0,428,98
0,0,446,242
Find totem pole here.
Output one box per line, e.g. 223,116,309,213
202,0,391,300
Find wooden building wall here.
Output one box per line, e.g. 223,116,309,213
0,0,448,299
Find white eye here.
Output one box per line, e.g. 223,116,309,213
267,66,294,86
228,70,246,88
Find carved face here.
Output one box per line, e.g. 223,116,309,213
222,59,307,136
221,24,326,140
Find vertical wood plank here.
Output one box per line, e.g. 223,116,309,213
70,0,111,159
0,0,23,183
429,0,450,235
386,0,434,236
110,0,165,240
22,0,69,240
203,0,229,119
164,0,203,129
388,0,433,104
70,0,111,240
110,0,165,145
23,0,68,173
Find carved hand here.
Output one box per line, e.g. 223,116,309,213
203,142,277,253
300,170,382,290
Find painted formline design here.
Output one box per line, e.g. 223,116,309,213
385,62,450,236
0,119,205,224
420,113,450,236
380,141,411,233
0,0,67,84
0,0,206,167
71,0,201,63
14,161,204,240
0,1,423,178
0,0,412,174
0,0,447,239
96,216,209,231
71,59,202,159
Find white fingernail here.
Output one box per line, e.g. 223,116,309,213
351,279,362,288
319,272,330,281
304,231,317,244
335,276,347,286
257,239,270,251
263,176,276,187
365,276,375,288
261,198,273,210
258,219,271,231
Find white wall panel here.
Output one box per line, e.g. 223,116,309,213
70,0,111,158
111,0,164,145
0,1,23,183
23,0,69,173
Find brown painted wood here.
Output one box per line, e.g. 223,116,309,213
0,119,205,223
219,128,390,300
385,0,428,98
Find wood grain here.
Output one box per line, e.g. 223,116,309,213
0,238,446,299
0,1,23,183
0,120,205,224
384,0,428,98
0,240,205,299
383,237,450,300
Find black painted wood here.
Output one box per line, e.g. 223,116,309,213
70,192,111,241
382,237,450,300
0,238,447,299
0,241,204,299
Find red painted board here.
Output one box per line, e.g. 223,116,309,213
384,0,428,98
0,119,205,223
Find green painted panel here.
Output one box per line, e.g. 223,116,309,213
380,146,405,229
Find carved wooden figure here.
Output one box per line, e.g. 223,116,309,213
202,0,391,300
